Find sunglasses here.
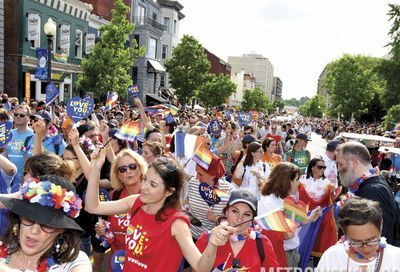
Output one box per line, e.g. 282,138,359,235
316,165,327,170
14,113,26,118
117,163,138,173
20,217,58,234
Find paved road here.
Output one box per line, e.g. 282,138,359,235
307,132,328,158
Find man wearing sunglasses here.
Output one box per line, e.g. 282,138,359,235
5,105,34,178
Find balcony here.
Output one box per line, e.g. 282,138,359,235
133,16,164,31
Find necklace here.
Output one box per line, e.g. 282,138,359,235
346,248,383,272
349,168,379,193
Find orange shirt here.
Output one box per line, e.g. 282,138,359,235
262,152,282,170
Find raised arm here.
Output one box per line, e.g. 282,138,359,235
85,148,137,215
135,98,155,131
0,154,16,176
32,119,46,156
69,126,91,180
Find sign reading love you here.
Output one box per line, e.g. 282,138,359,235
198,182,221,207
0,122,13,148
66,97,94,123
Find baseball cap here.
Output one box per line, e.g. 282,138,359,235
296,133,311,142
227,188,257,213
30,110,52,123
326,140,340,152
242,134,256,144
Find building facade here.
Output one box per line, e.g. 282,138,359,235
228,53,274,100
204,48,231,76
4,0,93,101
272,76,282,100
229,70,255,108
317,65,331,109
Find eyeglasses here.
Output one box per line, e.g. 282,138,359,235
348,238,380,248
316,165,327,170
14,113,26,118
117,163,138,173
20,217,58,234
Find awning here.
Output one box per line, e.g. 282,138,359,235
147,58,166,73
146,93,169,106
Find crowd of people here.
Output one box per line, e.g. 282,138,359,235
0,93,398,271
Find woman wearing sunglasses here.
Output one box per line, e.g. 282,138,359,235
299,158,337,265
0,175,91,272
196,188,279,271
86,149,234,272
317,197,400,271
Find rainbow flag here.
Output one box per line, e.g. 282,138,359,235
114,121,141,142
105,92,118,111
174,132,206,158
54,53,68,63
283,197,308,225
214,188,229,199
255,209,297,233
192,143,213,170
165,104,179,116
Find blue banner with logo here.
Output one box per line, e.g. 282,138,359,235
128,84,142,98
66,97,95,123
45,82,59,106
35,48,48,80
238,111,252,126
0,122,13,148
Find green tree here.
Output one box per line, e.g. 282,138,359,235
197,74,236,108
324,54,385,121
272,98,285,112
283,96,310,107
164,35,210,105
77,0,145,99
241,87,272,112
382,104,400,130
299,95,325,117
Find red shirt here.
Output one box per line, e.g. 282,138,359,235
196,231,279,271
123,197,189,272
108,188,130,254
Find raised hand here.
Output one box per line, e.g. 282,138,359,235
208,223,235,247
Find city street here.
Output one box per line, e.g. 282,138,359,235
308,132,328,158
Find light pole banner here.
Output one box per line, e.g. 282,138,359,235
45,82,60,106
34,48,48,80
60,25,70,55
27,14,39,41
85,33,96,54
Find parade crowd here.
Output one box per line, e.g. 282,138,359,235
0,92,399,272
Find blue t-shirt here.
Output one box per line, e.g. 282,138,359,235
5,128,34,176
391,153,400,171
25,134,67,157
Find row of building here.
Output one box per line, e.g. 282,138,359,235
0,0,283,106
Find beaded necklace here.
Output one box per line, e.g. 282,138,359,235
346,247,383,272
349,168,380,193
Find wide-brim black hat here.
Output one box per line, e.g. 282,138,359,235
0,174,83,232
0,197,83,232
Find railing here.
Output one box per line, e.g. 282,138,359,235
132,16,164,31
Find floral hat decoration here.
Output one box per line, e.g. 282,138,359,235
0,174,83,232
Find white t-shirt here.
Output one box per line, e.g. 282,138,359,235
321,152,338,188
240,161,270,199
258,194,300,251
49,251,92,271
317,243,400,272
300,176,331,201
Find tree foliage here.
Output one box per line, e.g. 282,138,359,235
77,0,145,99
283,97,310,107
382,104,400,130
164,35,210,105
241,87,272,112
197,74,236,108
299,95,325,117
324,54,385,121
272,98,285,112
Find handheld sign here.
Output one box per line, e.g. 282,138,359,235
0,122,13,148
66,97,94,123
111,250,126,272
99,189,111,202
198,182,221,207
128,84,141,98
238,112,252,127
45,82,60,106
208,120,222,135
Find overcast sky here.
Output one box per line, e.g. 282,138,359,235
177,0,398,99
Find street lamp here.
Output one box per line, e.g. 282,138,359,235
44,18,56,83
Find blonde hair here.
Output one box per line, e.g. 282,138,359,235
110,148,148,190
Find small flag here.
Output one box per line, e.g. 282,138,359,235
165,104,179,116
192,143,213,170
105,92,118,111
115,121,141,142
283,197,308,225
255,209,297,233
214,188,229,199
53,53,68,63
174,132,207,158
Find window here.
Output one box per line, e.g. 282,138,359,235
75,29,83,58
133,35,140,47
136,5,146,25
163,17,170,32
173,20,177,34
160,75,165,87
27,14,41,48
147,37,157,59
162,45,168,59
152,12,157,21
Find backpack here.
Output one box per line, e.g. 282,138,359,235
24,135,61,156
